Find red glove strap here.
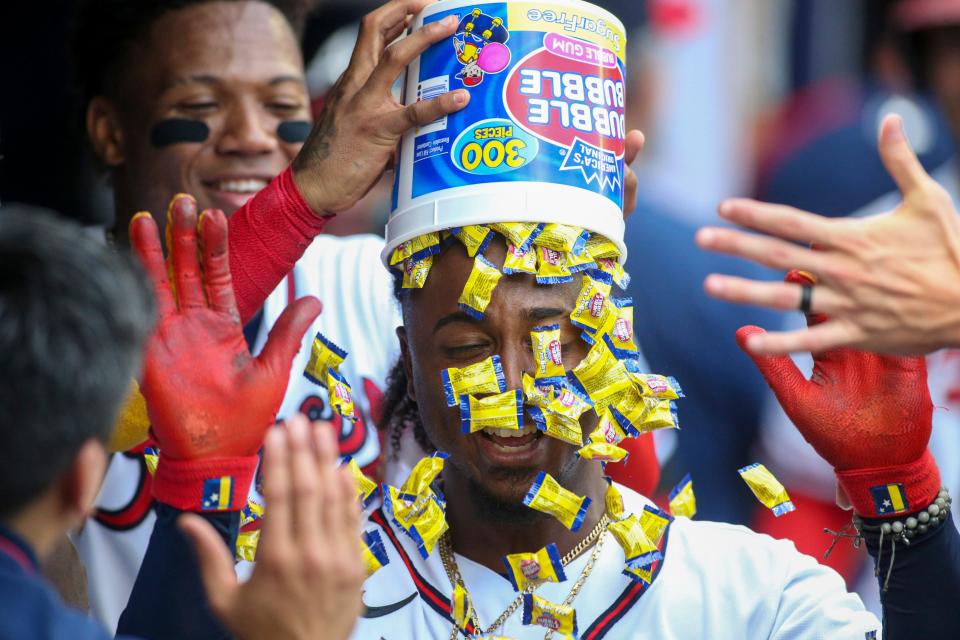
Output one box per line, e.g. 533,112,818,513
152,455,259,512
229,167,330,323
836,449,941,518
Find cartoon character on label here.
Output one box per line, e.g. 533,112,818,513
453,8,511,87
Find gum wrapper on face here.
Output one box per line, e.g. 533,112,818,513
522,471,591,532
450,225,494,257
489,222,544,253
503,542,567,592
459,389,524,433
521,594,578,638
442,355,507,407
738,463,796,517
607,514,661,569
529,405,583,446
303,332,347,385
503,241,538,275
535,246,574,284
569,272,614,335
389,232,440,266
362,529,389,577
669,473,697,518
534,223,589,256
577,441,628,462
458,254,504,319
531,323,566,383
570,339,632,413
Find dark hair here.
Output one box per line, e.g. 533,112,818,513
72,0,317,107
381,272,435,458
0,206,155,520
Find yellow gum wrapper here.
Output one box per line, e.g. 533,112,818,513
503,242,538,275
638,505,671,544
110,380,150,452
738,463,796,517
304,333,347,386
598,297,637,358
607,514,661,569
362,529,389,577
535,246,573,284
588,407,629,446
458,254,503,320
240,500,264,528
668,473,697,519
611,392,679,435
624,368,682,400
522,373,555,409
570,272,614,334
623,564,653,585
326,368,357,422
452,581,475,632
384,485,449,559
459,390,524,433
522,594,578,638
604,479,625,520
570,340,632,413
402,254,433,289
143,448,159,476
398,452,448,500
577,441,628,462
345,457,380,508
595,256,631,289
451,225,494,257
531,323,566,381
389,232,440,266
585,234,620,260
503,542,567,592
566,249,597,273
442,355,507,406
533,223,589,255
546,386,592,421
523,471,591,532
236,529,260,562
489,222,543,252
529,406,583,446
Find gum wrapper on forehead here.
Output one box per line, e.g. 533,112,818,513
458,254,504,319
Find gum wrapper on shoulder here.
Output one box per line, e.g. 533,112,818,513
668,473,697,518
503,543,567,592
460,389,524,433
362,529,389,577
452,581,475,633
398,452,448,501
570,271,614,335
326,368,357,422
607,514,661,569
521,594,577,638
383,484,449,559
458,254,504,319
451,225,494,257
523,471,591,532
531,323,566,384
303,332,347,385
342,457,380,509
442,355,507,406
739,463,796,517
503,241,538,275
639,505,672,543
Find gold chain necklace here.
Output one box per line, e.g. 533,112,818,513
440,513,611,639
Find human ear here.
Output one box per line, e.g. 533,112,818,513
86,97,126,167
59,440,109,527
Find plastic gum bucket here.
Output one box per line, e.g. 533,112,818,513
383,0,629,265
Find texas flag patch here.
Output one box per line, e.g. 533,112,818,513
870,483,909,515
201,476,234,511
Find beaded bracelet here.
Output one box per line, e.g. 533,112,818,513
825,487,951,591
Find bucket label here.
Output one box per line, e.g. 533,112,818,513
407,2,626,208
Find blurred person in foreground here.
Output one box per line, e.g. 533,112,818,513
0,206,363,640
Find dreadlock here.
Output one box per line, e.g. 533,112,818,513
381,270,436,459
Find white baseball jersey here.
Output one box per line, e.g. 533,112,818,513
355,484,881,639
74,234,402,633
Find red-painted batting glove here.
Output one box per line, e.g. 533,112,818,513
737,269,939,518
130,194,321,512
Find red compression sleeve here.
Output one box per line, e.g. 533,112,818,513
228,167,330,323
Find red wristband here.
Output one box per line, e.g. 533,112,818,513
152,455,259,512
836,449,941,519
229,166,330,323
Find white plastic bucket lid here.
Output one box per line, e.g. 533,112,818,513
384,0,629,266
